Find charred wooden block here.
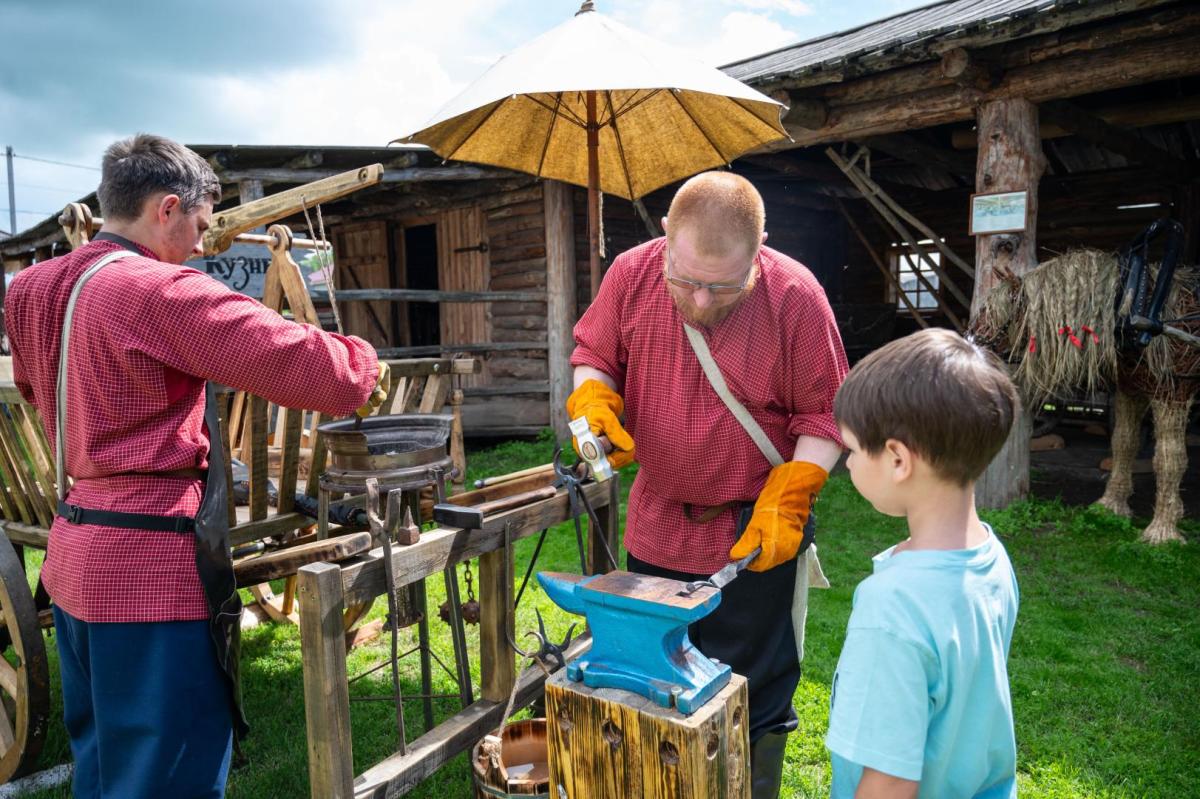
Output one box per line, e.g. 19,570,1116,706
545,669,749,799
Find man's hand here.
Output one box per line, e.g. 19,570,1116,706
356,361,390,418
730,461,828,572
565,379,636,468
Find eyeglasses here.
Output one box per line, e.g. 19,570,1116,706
665,246,755,296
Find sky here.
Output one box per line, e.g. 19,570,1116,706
0,0,931,236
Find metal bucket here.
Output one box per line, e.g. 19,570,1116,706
318,414,453,473
471,718,550,798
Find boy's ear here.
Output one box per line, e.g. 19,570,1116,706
884,438,914,483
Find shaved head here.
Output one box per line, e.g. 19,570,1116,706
665,172,764,259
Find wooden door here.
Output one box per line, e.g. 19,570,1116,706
333,221,393,348
437,206,490,384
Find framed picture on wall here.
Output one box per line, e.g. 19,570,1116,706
969,190,1029,235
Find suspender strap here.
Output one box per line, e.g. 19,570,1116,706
682,323,785,467
56,249,136,501
57,500,195,533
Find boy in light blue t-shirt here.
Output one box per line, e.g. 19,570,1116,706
827,328,1021,798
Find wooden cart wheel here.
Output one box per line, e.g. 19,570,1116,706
0,534,50,782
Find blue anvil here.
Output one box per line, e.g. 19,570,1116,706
537,570,731,715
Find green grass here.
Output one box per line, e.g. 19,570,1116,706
17,435,1200,798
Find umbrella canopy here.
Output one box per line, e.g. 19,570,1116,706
400,4,788,201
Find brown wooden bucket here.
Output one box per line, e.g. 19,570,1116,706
471,718,550,798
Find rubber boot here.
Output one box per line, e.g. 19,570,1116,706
750,732,788,799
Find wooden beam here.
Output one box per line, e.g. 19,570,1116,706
951,94,1200,149
218,166,520,185
544,180,577,439
774,32,1200,149
971,97,1045,509
1038,99,1195,177
769,89,829,129
375,342,548,358
834,198,930,330
860,133,974,179
310,288,542,304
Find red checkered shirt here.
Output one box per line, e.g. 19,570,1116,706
6,236,379,623
572,237,847,574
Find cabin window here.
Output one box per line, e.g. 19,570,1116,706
890,243,940,312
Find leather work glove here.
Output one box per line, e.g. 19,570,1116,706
356,361,391,418
565,379,636,469
730,461,828,572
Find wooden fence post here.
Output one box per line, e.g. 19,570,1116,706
479,533,516,704
299,562,354,799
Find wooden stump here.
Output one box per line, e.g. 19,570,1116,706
545,670,749,799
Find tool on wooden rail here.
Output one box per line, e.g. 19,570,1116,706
440,559,481,626
537,570,730,714
431,486,559,529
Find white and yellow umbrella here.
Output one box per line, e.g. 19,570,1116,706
400,1,789,297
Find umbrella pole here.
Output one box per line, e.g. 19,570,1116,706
587,90,602,299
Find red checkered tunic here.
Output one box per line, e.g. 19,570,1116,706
6,237,379,622
572,237,847,574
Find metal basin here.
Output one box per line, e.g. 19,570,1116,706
318,414,453,473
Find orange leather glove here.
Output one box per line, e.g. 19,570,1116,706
565,379,636,469
730,461,828,572
355,361,391,418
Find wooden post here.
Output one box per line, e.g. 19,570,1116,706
478,531,516,703
238,179,266,234
586,90,602,300
971,98,1046,508
546,671,750,799
545,180,577,439
298,562,354,799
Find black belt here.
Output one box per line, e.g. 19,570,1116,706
57,501,195,533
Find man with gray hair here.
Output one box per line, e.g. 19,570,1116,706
5,134,388,797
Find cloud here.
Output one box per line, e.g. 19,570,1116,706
728,0,815,14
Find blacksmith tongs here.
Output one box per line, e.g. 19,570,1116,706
680,545,761,595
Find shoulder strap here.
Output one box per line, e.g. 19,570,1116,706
683,323,785,467
56,250,136,499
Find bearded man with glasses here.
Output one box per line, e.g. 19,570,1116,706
567,171,847,798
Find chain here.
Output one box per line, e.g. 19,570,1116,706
463,560,476,604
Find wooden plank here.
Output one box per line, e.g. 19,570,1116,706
375,342,545,358
338,480,612,608
278,406,303,515
334,221,393,347
215,390,238,529
478,541,515,704
544,180,577,440
298,562,355,799
219,165,517,185
8,407,56,527
417,374,451,415
235,532,371,587
353,636,591,799
0,520,49,548
382,358,480,378
247,396,270,521
440,204,489,391
1039,99,1195,178
0,412,37,526
312,288,542,304
833,198,930,330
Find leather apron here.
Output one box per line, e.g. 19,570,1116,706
55,244,248,738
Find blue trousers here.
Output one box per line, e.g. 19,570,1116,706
52,606,233,799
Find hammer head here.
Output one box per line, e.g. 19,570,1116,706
432,502,483,529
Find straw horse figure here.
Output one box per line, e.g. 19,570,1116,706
973,249,1199,544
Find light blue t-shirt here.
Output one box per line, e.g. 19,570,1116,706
825,526,1019,798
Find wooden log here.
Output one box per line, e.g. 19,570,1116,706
971,98,1044,509
778,31,1200,149
492,316,545,331
491,330,549,344
545,180,577,440
482,185,544,212
1038,99,1194,178
834,198,929,330
545,671,750,799
940,47,1001,90
204,165,383,254
491,258,548,279
490,271,547,292
491,301,547,316
218,165,519,185
487,200,544,221
487,213,545,238
298,562,354,799
489,359,549,381
769,90,828,129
